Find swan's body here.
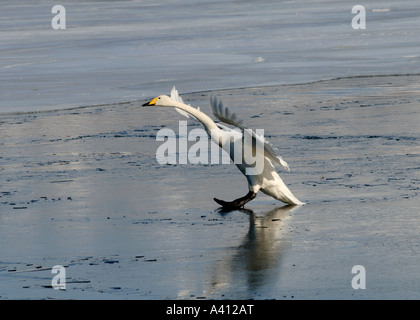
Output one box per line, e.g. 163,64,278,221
143,87,304,208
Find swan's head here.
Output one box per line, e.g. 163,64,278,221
142,95,174,107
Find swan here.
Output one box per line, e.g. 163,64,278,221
142,87,305,208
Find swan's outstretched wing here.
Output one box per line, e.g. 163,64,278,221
170,86,187,104
210,96,244,129
210,95,290,172
170,86,200,120
255,132,290,172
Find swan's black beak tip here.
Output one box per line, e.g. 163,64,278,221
142,97,157,107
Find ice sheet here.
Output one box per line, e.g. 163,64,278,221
1,75,419,299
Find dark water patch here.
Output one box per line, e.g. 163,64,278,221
63,129,159,142
103,259,119,264
294,134,418,142
37,160,71,167
64,134,93,142
298,135,338,140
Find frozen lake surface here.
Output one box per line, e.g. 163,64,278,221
1,75,419,299
1,0,420,113
1,0,420,300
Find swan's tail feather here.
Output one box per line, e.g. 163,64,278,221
261,179,305,206
276,155,290,172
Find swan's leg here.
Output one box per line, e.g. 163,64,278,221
214,191,257,209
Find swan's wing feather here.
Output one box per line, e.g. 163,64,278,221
210,96,245,129
210,95,290,171
263,138,290,171
174,107,191,119
170,86,185,104
171,86,199,120
243,121,291,172
215,122,233,132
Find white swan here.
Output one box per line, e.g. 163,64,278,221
143,87,305,208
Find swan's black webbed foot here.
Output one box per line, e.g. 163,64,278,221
213,198,236,208
214,191,257,209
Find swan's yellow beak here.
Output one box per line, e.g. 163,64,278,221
142,97,158,107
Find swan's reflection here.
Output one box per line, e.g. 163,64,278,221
209,205,300,297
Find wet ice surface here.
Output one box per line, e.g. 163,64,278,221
1,75,420,299
1,0,420,113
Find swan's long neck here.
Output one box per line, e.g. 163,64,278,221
169,100,219,133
